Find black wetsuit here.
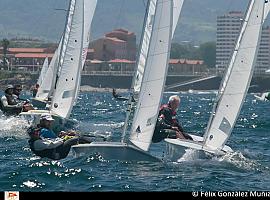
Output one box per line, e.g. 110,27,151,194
112,89,128,101
152,104,192,143
27,126,92,160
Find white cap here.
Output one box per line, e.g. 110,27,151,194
40,114,54,121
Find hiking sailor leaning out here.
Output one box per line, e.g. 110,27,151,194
27,114,92,160
152,95,193,143
0,85,32,115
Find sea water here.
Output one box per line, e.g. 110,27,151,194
0,91,269,191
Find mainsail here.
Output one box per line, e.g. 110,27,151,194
129,0,173,151
74,0,97,102
122,0,184,142
51,0,86,119
133,0,184,94
203,0,265,151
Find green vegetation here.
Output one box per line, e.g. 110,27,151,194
170,41,216,68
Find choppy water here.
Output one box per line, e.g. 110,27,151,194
0,91,270,191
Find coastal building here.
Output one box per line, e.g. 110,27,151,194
83,58,206,75
216,11,270,74
89,28,136,61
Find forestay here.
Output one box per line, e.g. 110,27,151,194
129,0,173,151
203,0,265,151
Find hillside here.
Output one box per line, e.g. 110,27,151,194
0,0,267,44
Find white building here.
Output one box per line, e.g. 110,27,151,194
216,11,270,74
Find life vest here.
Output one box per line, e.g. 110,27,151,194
27,126,61,159
27,126,42,151
159,104,177,124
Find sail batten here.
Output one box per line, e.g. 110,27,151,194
203,0,265,151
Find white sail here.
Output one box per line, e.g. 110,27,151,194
172,0,184,35
74,0,97,103
133,0,158,93
133,0,183,94
35,44,61,100
37,57,49,87
203,0,265,151
129,0,173,151
51,0,84,119
121,0,184,142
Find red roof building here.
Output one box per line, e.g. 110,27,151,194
89,28,136,61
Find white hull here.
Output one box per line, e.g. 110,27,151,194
71,142,161,162
165,134,233,161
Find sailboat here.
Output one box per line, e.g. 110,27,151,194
72,0,182,162
165,0,266,159
31,57,50,108
37,57,49,88
31,41,62,109
20,0,97,130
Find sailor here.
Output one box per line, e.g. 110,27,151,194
27,114,92,160
13,84,34,111
0,85,26,115
30,83,39,97
112,88,128,101
152,95,193,143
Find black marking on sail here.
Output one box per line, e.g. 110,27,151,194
136,126,141,133
219,117,231,135
146,116,155,126
42,90,50,93
62,90,74,98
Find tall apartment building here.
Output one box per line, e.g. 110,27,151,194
216,11,270,73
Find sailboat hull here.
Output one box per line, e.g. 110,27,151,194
165,134,233,161
71,142,161,162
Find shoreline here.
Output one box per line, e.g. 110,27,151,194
79,85,129,93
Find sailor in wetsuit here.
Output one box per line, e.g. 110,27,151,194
152,95,193,143
112,88,129,101
28,114,92,160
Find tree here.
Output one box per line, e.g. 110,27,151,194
170,42,201,59
2,38,10,69
199,42,216,68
